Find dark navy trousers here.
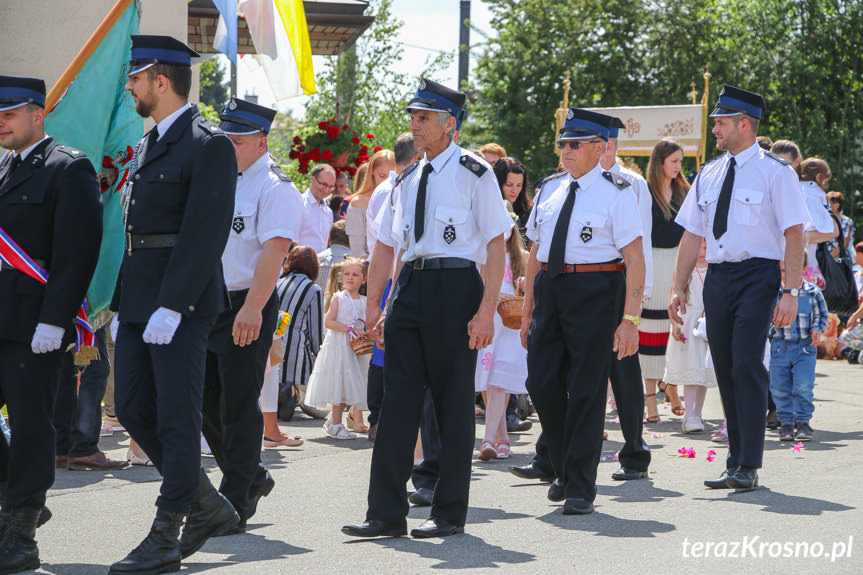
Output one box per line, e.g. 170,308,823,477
114,317,215,513
367,265,482,527
526,269,624,502
704,258,780,469
609,351,651,471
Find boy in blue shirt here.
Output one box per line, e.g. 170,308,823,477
769,254,828,442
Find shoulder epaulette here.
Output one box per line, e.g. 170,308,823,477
55,146,85,159
395,160,420,187
700,154,724,170
459,154,488,177
270,163,292,182
196,117,222,136
764,150,790,165
602,171,631,190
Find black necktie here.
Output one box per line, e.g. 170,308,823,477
142,129,158,162
1,155,21,186
414,163,434,243
712,157,736,239
546,181,579,277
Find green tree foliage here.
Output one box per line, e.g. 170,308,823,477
199,57,229,109
302,0,453,149
466,0,863,228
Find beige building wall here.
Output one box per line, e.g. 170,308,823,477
0,0,199,111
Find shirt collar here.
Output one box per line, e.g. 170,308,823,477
240,152,270,180
156,103,193,140
425,140,460,174
305,189,327,207
16,135,50,162
730,141,760,167
569,162,603,189
608,161,621,174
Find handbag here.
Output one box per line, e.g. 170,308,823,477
816,214,859,315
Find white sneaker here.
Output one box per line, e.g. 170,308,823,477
201,436,212,455
327,423,356,440
126,448,154,466
323,415,333,434
100,426,114,437
682,417,705,433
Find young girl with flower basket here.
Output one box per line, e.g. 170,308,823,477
305,258,370,439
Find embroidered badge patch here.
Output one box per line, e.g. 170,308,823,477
232,216,245,234
580,226,592,243
443,224,456,244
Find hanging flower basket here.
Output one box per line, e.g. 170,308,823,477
288,120,382,178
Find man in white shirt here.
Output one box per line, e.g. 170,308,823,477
296,164,335,253
670,85,809,491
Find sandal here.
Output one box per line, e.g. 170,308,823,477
682,417,704,433
658,382,685,416
264,434,304,447
346,412,369,433
478,440,498,461
711,421,728,443
495,442,511,459
645,393,660,423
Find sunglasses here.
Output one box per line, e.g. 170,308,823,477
557,139,604,150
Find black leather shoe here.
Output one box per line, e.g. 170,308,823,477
109,508,184,574
410,517,464,538
408,487,433,507
342,520,406,538
246,471,275,520
179,468,240,559
547,479,565,502
611,467,648,481
0,506,41,574
36,505,51,528
704,469,734,489
508,462,554,482
725,466,759,490
562,498,594,515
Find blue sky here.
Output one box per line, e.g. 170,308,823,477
234,0,495,115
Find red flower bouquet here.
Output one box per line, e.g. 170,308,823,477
290,120,377,177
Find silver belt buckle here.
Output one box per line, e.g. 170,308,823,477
126,233,133,255
414,258,425,270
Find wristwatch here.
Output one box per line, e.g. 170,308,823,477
782,288,800,297
623,314,641,327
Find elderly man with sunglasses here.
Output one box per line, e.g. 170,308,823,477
520,108,645,515
296,163,336,253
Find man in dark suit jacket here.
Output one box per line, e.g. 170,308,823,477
0,74,102,574
108,36,238,575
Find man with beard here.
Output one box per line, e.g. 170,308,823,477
108,35,238,574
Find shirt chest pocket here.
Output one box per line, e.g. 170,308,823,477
433,205,470,247
534,203,557,245
732,189,763,226
572,211,607,243
232,201,258,237
8,187,47,206
146,166,184,186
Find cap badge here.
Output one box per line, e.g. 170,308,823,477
419,79,426,91
566,109,574,120
228,99,238,110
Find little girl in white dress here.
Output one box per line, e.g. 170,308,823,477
663,239,716,433
305,259,370,440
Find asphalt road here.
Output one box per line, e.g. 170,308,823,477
28,358,863,574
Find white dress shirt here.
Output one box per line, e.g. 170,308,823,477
12,135,51,162
296,190,332,254
381,142,512,264
526,163,643,264
610,162,654,299
366,171,397,255
155,103,193,140
800,181,833,234
676,143,809,264
222,153,303,291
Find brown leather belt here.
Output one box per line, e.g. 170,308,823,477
541,262,625,273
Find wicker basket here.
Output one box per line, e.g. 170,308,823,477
497,296,524,330
349,319,374,356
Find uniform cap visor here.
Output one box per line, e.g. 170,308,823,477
219,120,262,135
709,106,744,118
0,101,30,112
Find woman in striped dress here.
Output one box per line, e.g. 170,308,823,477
640,139,689,422
260,245,324,445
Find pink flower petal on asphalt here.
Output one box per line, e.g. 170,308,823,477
792,442,804,453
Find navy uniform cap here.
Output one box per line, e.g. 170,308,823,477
129,35,200,75
405,78,466,122
609,116,626,139
219,97,277,135
710,84,766,120
0,75,46,111
559,108,614,141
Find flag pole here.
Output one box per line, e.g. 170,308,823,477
45,0,134,112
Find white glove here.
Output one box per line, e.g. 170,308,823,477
143,307,182,345
110,314,120,342
31,323,65,354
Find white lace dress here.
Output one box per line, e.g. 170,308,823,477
474,254,528,394
663,266,716,388
304,291,370,408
